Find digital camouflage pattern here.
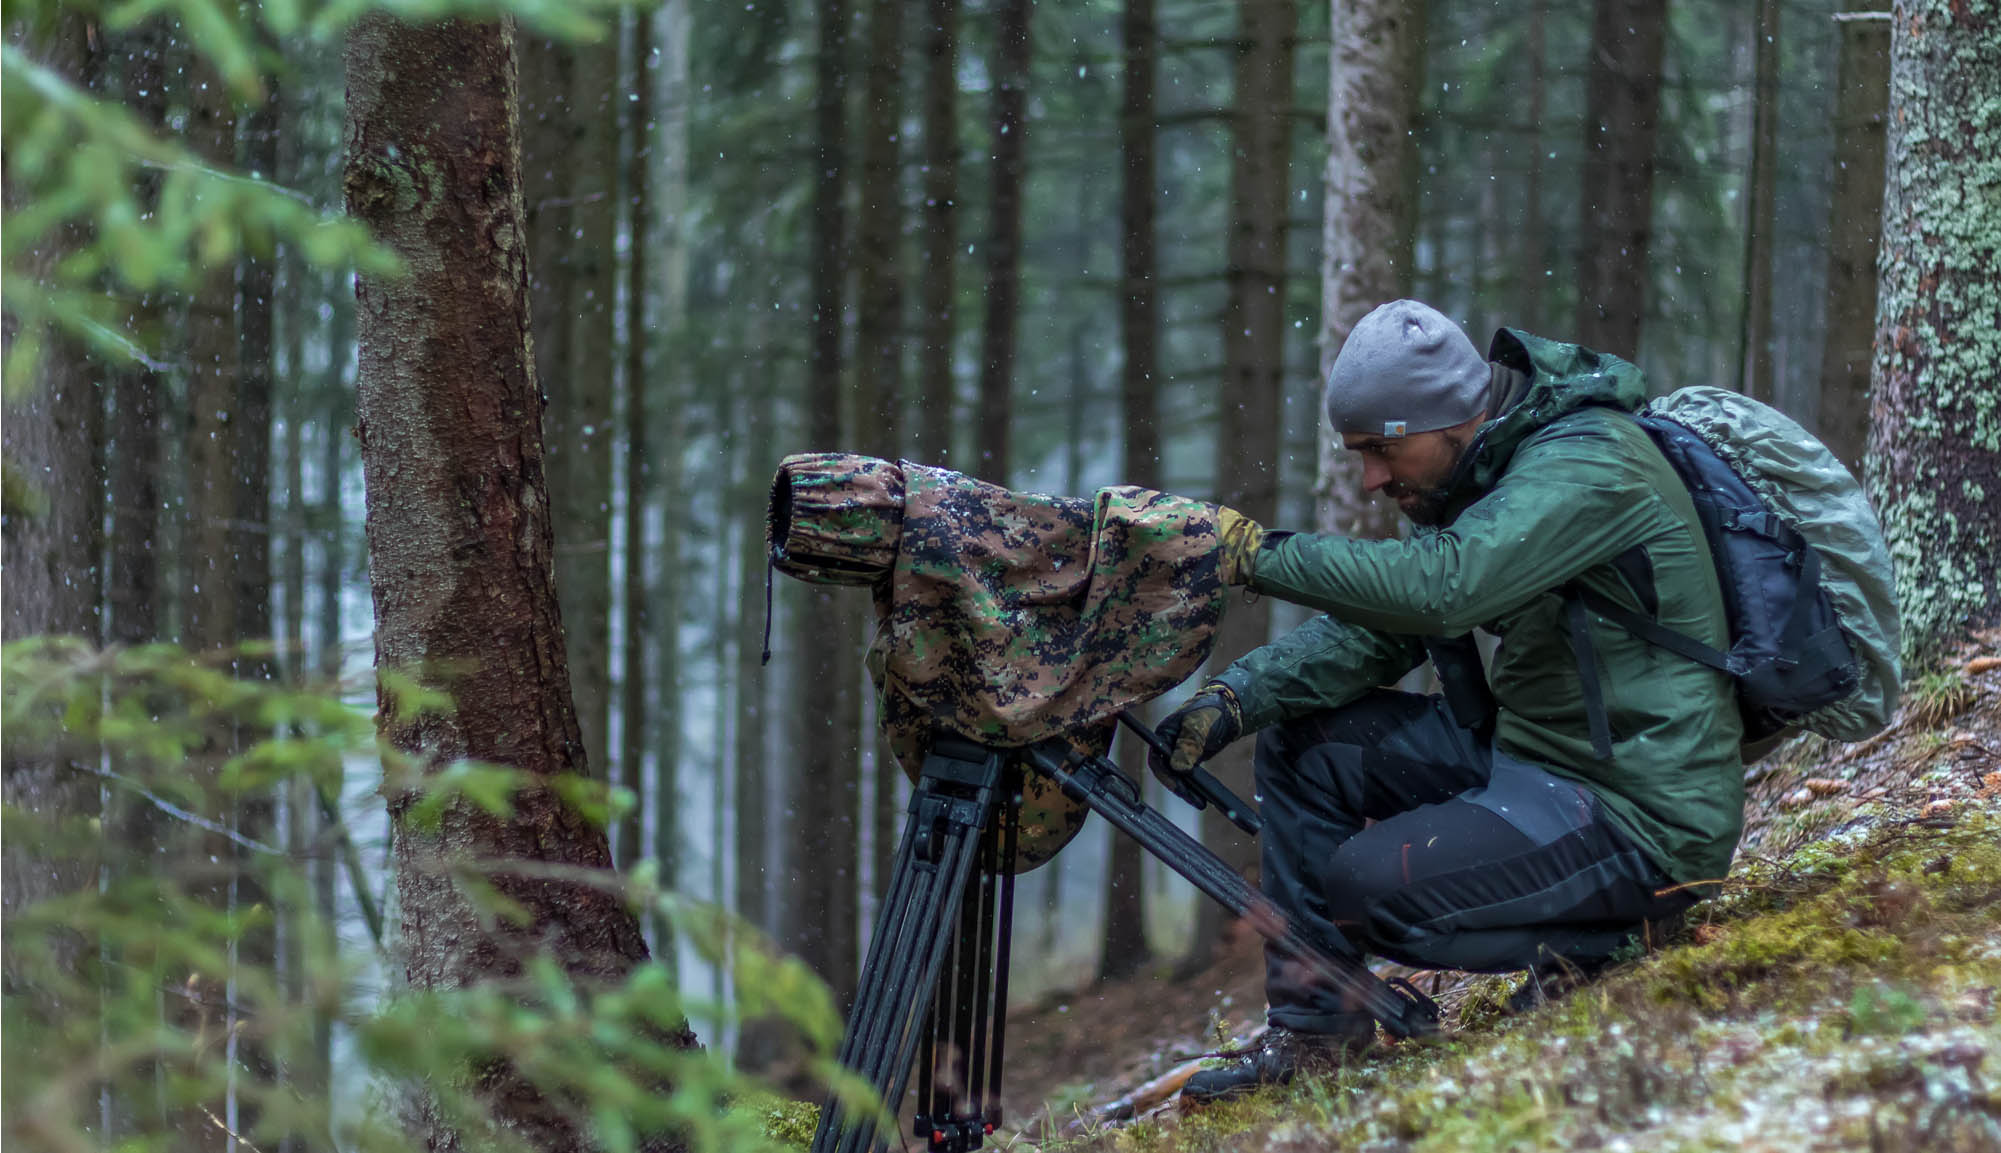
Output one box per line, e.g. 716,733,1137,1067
769,453,1228,869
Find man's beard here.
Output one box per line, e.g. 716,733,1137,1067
1384,431,1475,527
1385,481,1455,526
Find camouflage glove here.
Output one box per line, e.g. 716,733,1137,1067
1149,683,1244,781
1217,506,1266,586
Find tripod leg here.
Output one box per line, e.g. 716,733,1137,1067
812,745,1007,1153
1019,745,1440,1039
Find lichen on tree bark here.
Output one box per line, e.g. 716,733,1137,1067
1864,0,2001,667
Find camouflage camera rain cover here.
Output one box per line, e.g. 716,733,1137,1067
769,453,1227,869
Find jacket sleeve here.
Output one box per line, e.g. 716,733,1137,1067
1248,418,1672,636
1210,614,1424,732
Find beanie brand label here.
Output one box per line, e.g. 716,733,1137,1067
1383,420,1408,438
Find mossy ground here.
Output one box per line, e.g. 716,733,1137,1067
1070,813,2001,1152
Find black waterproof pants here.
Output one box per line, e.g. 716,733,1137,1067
1257,690,1697,1033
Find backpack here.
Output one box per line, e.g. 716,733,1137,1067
1564,386,1902,753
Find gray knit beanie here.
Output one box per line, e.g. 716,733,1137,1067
1325,300,1489,438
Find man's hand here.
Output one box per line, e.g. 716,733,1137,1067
1217,506,1265,585
1149,683,1244,782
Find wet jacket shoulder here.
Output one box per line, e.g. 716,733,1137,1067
1217,330,1745,883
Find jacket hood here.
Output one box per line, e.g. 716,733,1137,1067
1447,328,1649,497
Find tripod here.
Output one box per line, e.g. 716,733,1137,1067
809,718,1441,1153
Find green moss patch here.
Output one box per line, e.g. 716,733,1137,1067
1063,812,2001,1153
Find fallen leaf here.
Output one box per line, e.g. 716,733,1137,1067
1803,777,1848,796
1692,923,1726,946
1964,656,2000,676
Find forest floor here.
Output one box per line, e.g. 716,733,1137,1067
978,631,2001,1152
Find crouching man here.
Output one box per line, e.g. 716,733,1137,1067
1161,300,1743,1101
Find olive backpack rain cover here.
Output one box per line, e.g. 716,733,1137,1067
768,452,1228,868
1633,387,1902,741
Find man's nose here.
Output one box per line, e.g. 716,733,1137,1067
1361,456,1392,493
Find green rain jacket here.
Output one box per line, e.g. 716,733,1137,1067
1213,330,1744,884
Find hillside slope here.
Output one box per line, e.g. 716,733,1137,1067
1001,640,2001,1152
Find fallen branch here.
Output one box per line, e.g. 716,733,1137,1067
1087,1026,1269,1125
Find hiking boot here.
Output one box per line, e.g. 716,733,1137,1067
1180,1022,1374,1103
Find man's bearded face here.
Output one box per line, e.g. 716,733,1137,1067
1341,419,1481,526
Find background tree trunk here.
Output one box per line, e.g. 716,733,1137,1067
109,23,166,651
184,58,240,653
789,0,862,1009
1193,0,1297,967
855,0,908,904
1517,0,1548,334
1099,0,1160,986
976,0,1032,482
618,8,657,876
1736,0,1781,403
523,34,619,786
1818,7,1892,472
1863,0,2001,669
343,18,692,1149
1574,0,1668,358
1316,0,1420,539
917,0,961,466
651,0,692,954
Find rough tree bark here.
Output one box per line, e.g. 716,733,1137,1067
1574,0,1668,358
975,0,1032,481
343,17,694,1150
1193,0,1297,966
1818,7,1892,472
1863,0,2001,668
916,0,961,465
1316,0,1420,540
0,14,104,1133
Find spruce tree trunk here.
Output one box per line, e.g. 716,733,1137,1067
523,34,619,786
1574,0,1668,358
1518,0,1547,333
1100,0,1161,985
110,23,166,650
790,0,862,1009
1863,0,2001,668
1818,7,1892,472
184,58,240,653
1317,0,1419,538
855,0,908,902
917,0,961,465
1194,0,1297,965
651,0,692,953
1,17,105,1138
343,18,693,1149
618,9,655,877
975,0,1032,481
1737,0,1782,403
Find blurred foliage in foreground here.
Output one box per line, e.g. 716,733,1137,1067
0,638,860,1152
